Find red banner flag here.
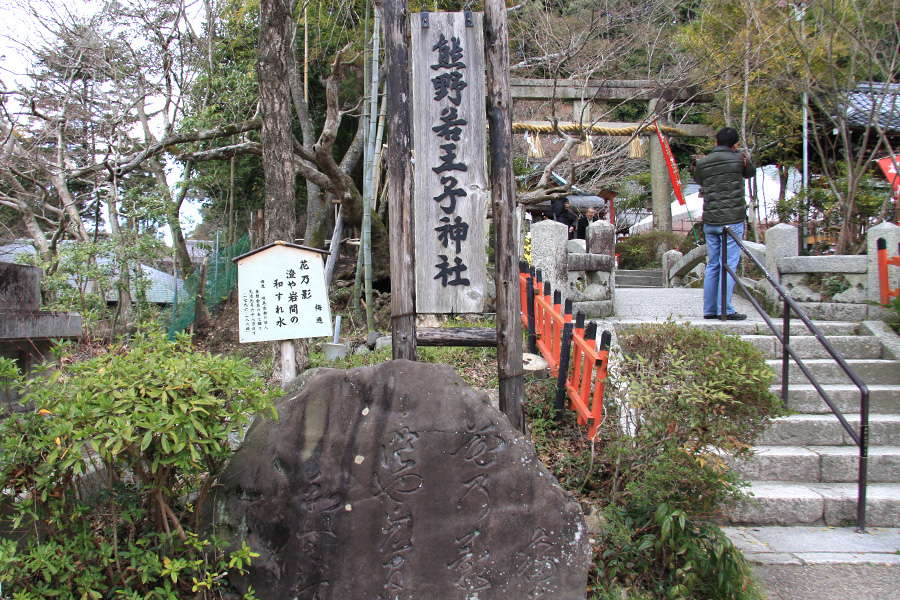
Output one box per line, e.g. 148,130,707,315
877,156,900,195
655,122,686,205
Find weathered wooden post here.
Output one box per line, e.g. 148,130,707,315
384,0,417,360
485,0,525,431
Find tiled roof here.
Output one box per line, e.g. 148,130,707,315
0,241,182,305
843,82,900,131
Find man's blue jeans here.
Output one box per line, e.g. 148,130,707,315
703,221,744,317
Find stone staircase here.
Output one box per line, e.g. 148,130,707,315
718,320,900,528
615,268,663,288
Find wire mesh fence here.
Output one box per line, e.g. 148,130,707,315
165,235,250,337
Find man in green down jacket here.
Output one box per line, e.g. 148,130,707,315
693,127,755,320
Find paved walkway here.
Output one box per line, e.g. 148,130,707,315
606,287,900,600
612,285,759,321
729,526,900,600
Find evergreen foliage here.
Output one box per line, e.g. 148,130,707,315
0,330,276,599
528,321,782,599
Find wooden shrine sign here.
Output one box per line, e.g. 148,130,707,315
233,242,333,343
411,11,488,313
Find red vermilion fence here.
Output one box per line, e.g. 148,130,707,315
519,262,611,437
876,238,900,305
534,285,571,378
565,323,611,438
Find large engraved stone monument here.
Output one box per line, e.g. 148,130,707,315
203,360,591,599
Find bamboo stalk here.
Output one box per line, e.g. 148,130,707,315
362,9,381,332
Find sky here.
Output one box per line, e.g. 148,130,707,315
0,0,205,246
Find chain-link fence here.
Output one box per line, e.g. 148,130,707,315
165,235,250,336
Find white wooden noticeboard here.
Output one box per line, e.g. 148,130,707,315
411,11,488,314
234,243,333,343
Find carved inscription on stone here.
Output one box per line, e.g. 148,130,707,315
292,472,343,598
204,361,591,600
446,418,504,592
374,427,423,597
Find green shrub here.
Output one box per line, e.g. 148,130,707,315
607,322,782,513
528,321,780,599
590,503,760,600
0,329,276,599
616,231,683,270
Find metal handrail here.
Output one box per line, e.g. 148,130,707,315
720,226,870,532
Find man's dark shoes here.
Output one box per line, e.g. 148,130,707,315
704,313,747,320
703,314,718,319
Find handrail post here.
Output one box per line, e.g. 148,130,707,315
858,389,870,532
782,297,791,405
574,311,585,340
713,227,872,533
719,226,729,320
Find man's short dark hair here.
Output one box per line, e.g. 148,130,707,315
715,127,739,148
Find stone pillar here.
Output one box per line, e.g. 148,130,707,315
763,224,798,304
866,222,900,305
662,249,683,288
648,98,672,234
530,219,569,298
586,220,615,256
585,220,617,313
765,224,798,282
573,99,590,125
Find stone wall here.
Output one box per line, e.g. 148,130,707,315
763,222,900,321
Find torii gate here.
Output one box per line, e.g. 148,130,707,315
509,77,714,233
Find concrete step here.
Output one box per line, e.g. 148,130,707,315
744,335,883,360
760,321,860,337
610,319,860,337
615,269,663,288
776,384,900,415
724,525,900,566
726,481,900,527
730,446,900,483
615,278,663,288
768,358,900,386
758,414,900,446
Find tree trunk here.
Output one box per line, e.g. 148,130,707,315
259,0,303,387
193,258,210,330
306,188,332,248
2,199,53,261
47,173,90,241
147,157,196,277
259,0,297,245
106,188,134,333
